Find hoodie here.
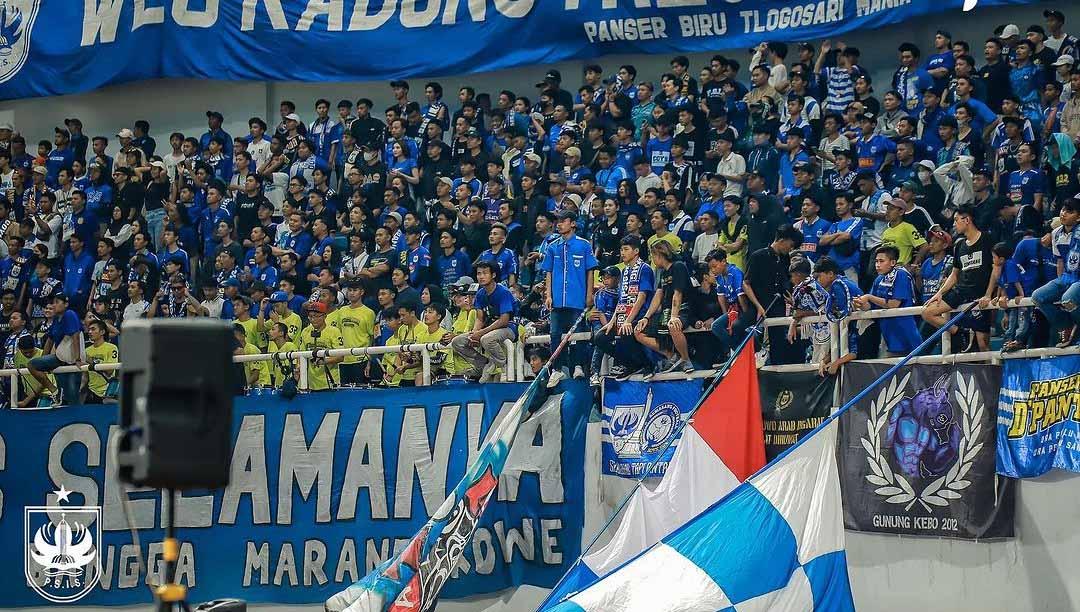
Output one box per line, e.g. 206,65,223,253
1045,132,1080,206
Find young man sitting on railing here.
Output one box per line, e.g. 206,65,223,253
855,246,923,357
1033,199,1080,348
449,261,518,382
921,206,999,352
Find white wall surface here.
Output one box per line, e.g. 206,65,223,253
0,2,1059,160
10,422,1080,612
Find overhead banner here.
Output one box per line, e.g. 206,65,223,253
0,0,1032,100
997,355,1080,478
601,378,702,478
838,363,1015,540
759,369,835,461
0,382,590,607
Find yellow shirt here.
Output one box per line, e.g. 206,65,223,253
267,340,298,387
445,309,477,375
416,323,449,375
85,341,119,398
880,221,927,265
385,321,424,384
718,217,749,272
647,231,683,255
15,348,53,401
295,324,344,391
329,303,376,364
235,317,263,350
243,343,271,387
260,310,303,346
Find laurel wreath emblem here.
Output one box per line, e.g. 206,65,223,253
861,372,982,512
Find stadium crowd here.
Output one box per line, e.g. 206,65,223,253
1,8,1080,404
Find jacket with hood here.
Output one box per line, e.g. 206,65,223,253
746,191,787,255
1045,132,1080,209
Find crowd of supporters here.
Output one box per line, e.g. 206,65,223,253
2,8,1080,402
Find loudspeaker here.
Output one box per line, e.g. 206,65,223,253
117,319,236,489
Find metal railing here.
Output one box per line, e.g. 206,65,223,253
2,297,1075,409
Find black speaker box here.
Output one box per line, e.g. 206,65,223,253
117,319,235,489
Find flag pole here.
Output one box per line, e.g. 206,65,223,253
539,295,780,609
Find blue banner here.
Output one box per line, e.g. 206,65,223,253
997,355,1080,478
0,382,590,607
0,0,1033,100
601,378,702,478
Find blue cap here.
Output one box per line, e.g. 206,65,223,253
270,291,289,303
220,278,240,288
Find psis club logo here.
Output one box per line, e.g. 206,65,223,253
24,484,102,603
0,0,40,84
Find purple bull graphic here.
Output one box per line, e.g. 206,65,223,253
886,375,961,480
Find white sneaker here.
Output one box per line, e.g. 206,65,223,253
573,365,586,379
479,362,500,383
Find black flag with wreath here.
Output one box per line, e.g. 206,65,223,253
837,362,1014,539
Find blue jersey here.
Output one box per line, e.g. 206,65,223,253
826,217,863,272
405,245,431,286
539,234,598,311
1059,226,1080,284
308,118,341,162
646,136,673,175
919,254,953,303
474,283,519,340
1011,237,1042,295
1006,169,1044,207
997,260,1024,299
795,217,831,263
595,165,629,195
615,259,655,326
615,142,643,174
714,264,744,305
855,134,896,176
593,287,619,329
477,247,518,283
871,267,922,353
436,249,472,289
925,51,955,89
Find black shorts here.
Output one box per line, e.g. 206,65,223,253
942,289,990,332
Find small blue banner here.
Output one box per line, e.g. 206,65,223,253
997,355,1080,478
601,378,703,478
0,0,1034,100
0,382,590,606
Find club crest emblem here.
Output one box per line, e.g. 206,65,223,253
24,485,102,603
0,0,39,84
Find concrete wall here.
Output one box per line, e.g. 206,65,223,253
0,2,1058,160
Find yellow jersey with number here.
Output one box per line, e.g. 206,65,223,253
328,303,376,364
243,343,271,387
296,324,344,391
85,341,119,398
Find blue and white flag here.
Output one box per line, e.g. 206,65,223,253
997,355,1080,478
545,418,853,612
601,379,703,478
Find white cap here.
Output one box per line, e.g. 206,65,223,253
0,122,12,131
524,152,542,164
284,113,301,122
1053,54,1075,67
116,128,134,138
917,159,937,171
1001,24,1020,38
565,193,583,207
150,160,167,170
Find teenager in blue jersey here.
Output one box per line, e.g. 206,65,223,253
289,140,330,186
595,235,655,377
706,248,743,361
818,192,862,283
793,195,831,264
855,245,922,355
200,111,233,157
540,210,598,375
1033,200,1080,347
449,260,518,382
402,226,431,287
925,30,956,91
476,224,517,287
918,229,953,305
594,147,630,196
308,99,342,168
433,229,472,291
818,257,862,375
612,123,642,175
993,242,1031,353
645,118,674,176
853,113,896,179
1006,143,1045,209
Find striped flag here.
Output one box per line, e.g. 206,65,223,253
545,416,852,611
542,342,766,606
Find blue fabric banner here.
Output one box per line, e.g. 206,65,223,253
0,0,1032,100
601,378,703,478
997,355,1080,478
0,382,590,607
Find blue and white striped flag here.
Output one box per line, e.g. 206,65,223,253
545,418,853,611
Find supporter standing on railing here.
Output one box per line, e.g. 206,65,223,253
541,210,597,378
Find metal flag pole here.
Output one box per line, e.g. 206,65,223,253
539,295,780,609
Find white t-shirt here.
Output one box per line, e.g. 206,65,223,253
715,152,746,197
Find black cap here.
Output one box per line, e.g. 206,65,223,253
1044,9,1065,22
465,127,481,138
206,110,224,120
556,209,577,222
1027,24,1046,37
938,115,958,129
54,127,70,138
535,69,562,87
1002,115,1025,128
602,265,621,278
793,161,814,173
857,112,877,123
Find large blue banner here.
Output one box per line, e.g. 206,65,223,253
0,382,590,607
601,378,702,478
997,355,1080,478
0,0,1032,100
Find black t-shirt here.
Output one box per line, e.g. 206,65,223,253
656,261,691,321
745,246,789,316
461,221,491,262
701,82,729,117
350,116,386,150
233,193,269,242
143,180,170,213
951,232,994,298
903,205,935,238
977,61,1011,113
364,248,395,294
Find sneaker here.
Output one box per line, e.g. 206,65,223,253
573,365,586,379
662,358,686,374
547,368,567,389
609,364,627,378
682,359,695,373
616,366,643,381
589,374,601,386
479,362,500,383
